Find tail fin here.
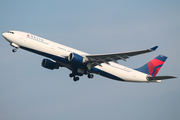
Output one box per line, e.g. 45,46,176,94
135,55,167,76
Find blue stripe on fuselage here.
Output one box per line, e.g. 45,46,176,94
20,46,71,64
91,67,124,81
20,46,123,81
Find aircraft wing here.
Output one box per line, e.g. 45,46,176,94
147,76,177,81
86,46,158,66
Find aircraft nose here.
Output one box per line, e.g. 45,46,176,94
2,33,7,38
2,32,9,40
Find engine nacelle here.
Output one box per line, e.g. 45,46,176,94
41,59,59,70
68,53,88,64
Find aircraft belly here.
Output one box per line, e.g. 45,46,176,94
95,62,148,82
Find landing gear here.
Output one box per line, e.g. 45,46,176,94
69,73,80,82
12,49,17,52
69,72,94,82
88,74,94,78
69,73,74,78
73,76,79,81
10,43,19,52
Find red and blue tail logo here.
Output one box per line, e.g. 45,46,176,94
135,55,167,76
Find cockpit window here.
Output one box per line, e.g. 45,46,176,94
8,31,14,34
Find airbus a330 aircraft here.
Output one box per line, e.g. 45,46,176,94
2,30,176,82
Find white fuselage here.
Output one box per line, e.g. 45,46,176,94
3,31,157,82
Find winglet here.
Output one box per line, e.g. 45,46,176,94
150,46,158,51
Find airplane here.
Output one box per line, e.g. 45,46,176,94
2,30,176,82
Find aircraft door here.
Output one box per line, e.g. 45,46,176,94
50,42,56,50
19,34,26,42
132,71,136,78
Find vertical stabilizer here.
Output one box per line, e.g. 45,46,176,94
135,55,167,76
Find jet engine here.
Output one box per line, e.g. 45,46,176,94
68,53,88,64
41,59,59,70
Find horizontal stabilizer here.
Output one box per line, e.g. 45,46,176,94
147,76,177,81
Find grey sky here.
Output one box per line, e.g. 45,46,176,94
0,0,180,120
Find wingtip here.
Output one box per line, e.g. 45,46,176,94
150,46,158,51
